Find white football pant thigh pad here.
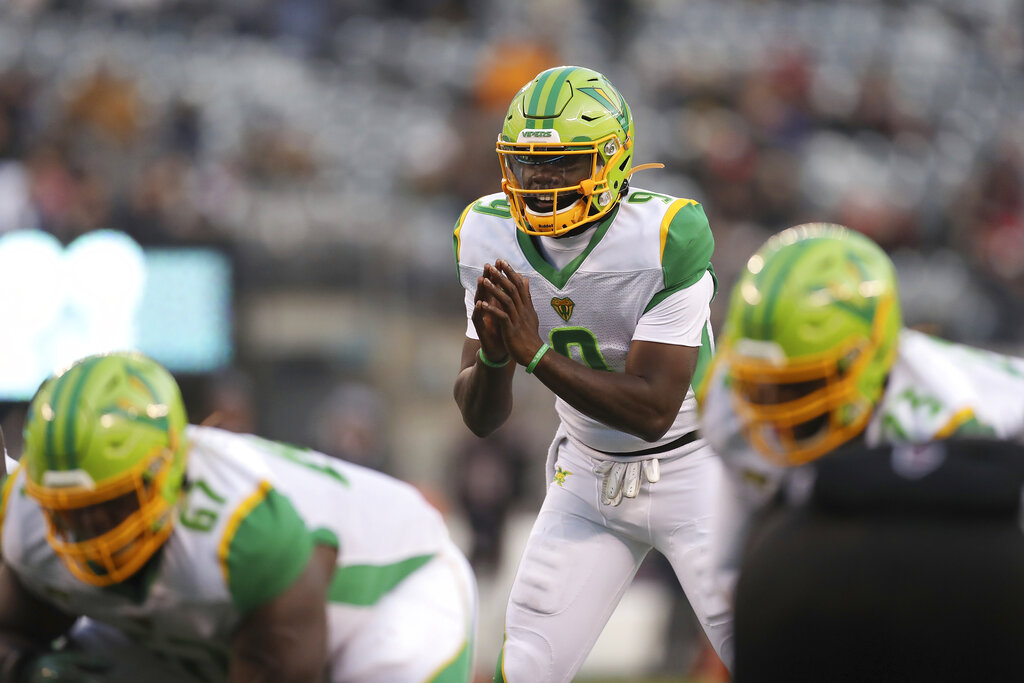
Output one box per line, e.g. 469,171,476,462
503,504,649,682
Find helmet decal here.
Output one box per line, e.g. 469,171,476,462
577,86,630,132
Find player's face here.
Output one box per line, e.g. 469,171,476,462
50,489,142,542
736,377,830,441
506,152,594,212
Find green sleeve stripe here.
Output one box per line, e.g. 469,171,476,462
691,322,714,395
658,200,714,290
495,634,508,682
222,484,314,612
452,201,474,263
328,553,434,606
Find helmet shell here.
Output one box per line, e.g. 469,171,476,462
722,223,902,465
498,66,635,235
23,351,189,584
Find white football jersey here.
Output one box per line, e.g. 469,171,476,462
0,426,452,680
455,188,717,456
701,329,1024,589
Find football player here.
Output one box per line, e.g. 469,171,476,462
698,223,1024,601
0,352,477,682
453,66,732,680
731,438,1024,682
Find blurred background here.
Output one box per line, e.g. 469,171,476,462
0,0,1021,680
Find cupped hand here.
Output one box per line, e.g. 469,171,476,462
478,260,546,366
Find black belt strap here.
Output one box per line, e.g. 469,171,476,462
593,430,701,458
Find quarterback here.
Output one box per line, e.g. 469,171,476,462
453,66,732,681
0,352,476,682
699,223,1024,598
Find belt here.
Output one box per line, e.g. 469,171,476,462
593,430,701,458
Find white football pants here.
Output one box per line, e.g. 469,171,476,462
496,429,734,682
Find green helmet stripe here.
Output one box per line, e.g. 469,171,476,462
61,356,105,469
125,365,159,403
102,408,169,433
44,372,71,471
524,69,551,128
525,66,575,128
751,240,815,340
578,84,629,131
539,67,575,123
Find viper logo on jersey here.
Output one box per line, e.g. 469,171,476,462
551,297,575,322
554,466,572,486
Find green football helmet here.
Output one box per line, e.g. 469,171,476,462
497,66,644,236
23,352,189,586
720,223,902,466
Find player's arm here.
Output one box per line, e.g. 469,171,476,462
454,336,516,437
454,264,517,437
0,562,78,679
229,544,337,683
223,482,337,682
481,260,699,441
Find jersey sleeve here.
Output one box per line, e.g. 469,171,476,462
632,270,713,346
644,199,716,314
220,482,315,613
452,201,476,275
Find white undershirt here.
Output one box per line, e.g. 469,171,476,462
534,231,593,270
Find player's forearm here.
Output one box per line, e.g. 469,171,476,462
454,362,515,437
529,351,684,441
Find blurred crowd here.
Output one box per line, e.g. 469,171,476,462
0,1,1022,677
0,0,1022,335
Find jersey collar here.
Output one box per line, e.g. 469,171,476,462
515,203,620,289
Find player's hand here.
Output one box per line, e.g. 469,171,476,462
595,458,661,506
472,265,509,364
478,260,544,366
23,651,111,682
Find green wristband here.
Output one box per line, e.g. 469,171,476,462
477,348,511,368
525,343,550,374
